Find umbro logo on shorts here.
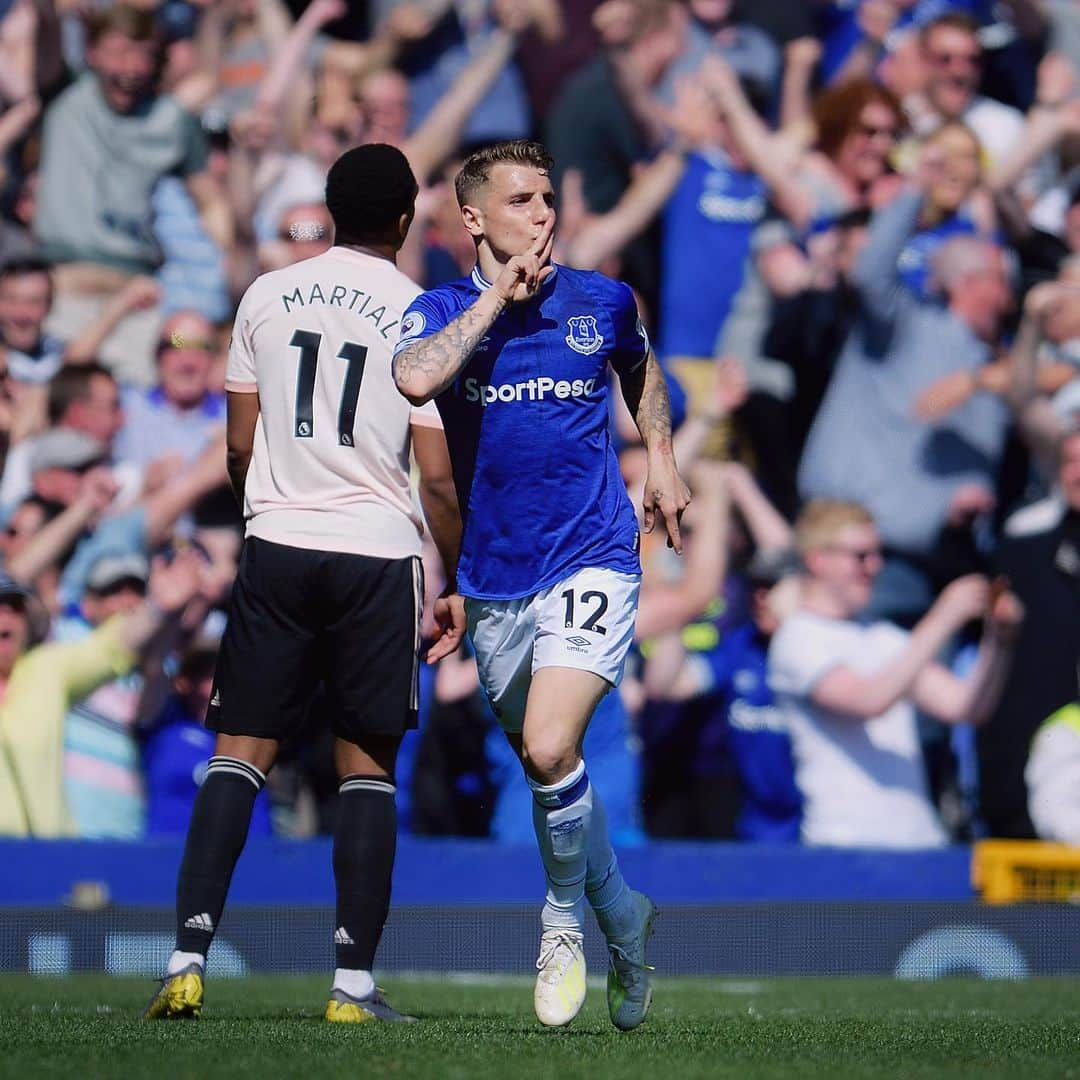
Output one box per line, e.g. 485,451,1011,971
566,636,591,648
184,913,214,932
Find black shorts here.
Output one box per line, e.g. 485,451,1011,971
206,536,423,744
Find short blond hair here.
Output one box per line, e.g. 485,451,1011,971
795,499,875,554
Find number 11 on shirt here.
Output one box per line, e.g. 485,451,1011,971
290,329,368,447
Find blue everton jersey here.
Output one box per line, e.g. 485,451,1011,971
658,150,765,360
396,264,646,599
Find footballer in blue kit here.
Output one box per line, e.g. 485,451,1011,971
394,140,690,1031
397,260,645,600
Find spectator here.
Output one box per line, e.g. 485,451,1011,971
0,258,64,387
0,364,126,514
651,71,768,408
979,423,1080,837
909,14,1030,187
912,278,1079,483
762,207,871,456
632,462,744,837
0,551,204,836
643,526,804,841
798,154,1011,624
114,310,226,471
256,201,334,273
21,428,110,515
986,53,1080,259
34,5,231,384
403,1,532,147
55,430,228,609
0,264,158,454
2,467,118,614
638,459,799,837
661,0,781,112
713,72,906,513
54,551,153,838
142,641,272,836
546,0,687,310
896,120,996,300
1025,702,1080,845
768,499,1022,848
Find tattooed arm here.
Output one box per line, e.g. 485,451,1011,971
393,289,508,405
620,349,692,553
394,218,556,405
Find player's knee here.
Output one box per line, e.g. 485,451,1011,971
521,735,579,787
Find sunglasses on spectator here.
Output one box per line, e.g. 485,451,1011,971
930,50,982,67
823,545,883,565
157,337,214,353
857,122,899,140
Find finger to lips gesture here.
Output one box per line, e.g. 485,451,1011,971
494,216,556,303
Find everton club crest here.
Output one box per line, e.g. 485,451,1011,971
565,315,604,356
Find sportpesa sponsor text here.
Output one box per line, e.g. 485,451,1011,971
459,376,598,405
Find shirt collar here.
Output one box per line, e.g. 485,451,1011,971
470,262,559,293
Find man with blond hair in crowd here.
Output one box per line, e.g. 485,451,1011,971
768,499,1023,848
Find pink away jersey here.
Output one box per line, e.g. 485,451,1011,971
226,246,441,559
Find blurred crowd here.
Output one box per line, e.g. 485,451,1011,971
0,0,1077,849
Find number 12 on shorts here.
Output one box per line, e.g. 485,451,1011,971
290,329,368,446
562,588,609,635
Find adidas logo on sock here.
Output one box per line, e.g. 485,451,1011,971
184,912,214,932
334,926,355,946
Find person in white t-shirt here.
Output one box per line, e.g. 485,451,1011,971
768,499,1022,848
144,144,464,1025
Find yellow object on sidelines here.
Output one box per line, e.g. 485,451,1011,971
972,840,1080,904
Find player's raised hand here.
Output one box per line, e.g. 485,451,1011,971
426,592,467,664
642,457,692,554
492,215,556,304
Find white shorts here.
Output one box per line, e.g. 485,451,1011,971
465,567,640,733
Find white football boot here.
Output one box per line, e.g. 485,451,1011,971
533,928,587,1027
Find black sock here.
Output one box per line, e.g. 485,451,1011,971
333,775,397,971
175,756,265,956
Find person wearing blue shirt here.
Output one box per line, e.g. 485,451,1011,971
641,554,802,843
392,140,689,1031
143,645,272,837
817,0,985,86
114,310,226,472
659,149,767,363
895,120,992,300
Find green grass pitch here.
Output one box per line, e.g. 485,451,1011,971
1,974,1077,1079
